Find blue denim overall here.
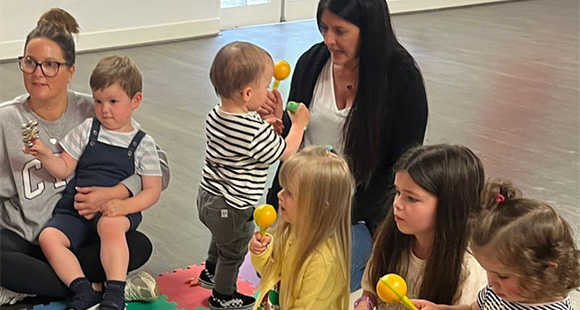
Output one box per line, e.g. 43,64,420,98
47,117,146,250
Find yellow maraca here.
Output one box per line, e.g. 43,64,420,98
254,204,277,237
376,274,418,310
273,60,291,90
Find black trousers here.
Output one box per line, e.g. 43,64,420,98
0,229,152,298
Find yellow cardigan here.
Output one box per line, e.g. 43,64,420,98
250,234,346,310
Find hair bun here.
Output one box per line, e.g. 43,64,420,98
497,181,521,201
482,178,522,209
37,8,80,34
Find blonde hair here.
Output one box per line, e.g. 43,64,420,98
209,41,272,100
259,146,352,308
473,178,580,300
90,55,143,98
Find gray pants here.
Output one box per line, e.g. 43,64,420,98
197,187,254,295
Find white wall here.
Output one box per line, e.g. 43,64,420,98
0,0,510,61
0,0,219,61
284,0,511,23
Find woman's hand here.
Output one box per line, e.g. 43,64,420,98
249,232,271,255
101,199,129,217
74,185,130,219
258,89,284,120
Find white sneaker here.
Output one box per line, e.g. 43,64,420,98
0,286,33,306
124,271,161,302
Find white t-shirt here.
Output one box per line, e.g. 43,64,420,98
361,250,488,309
303,60,350,154
61,118,161,177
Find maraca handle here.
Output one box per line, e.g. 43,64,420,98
259,227,267,237
286,101,299,114
400,296,418,310
273,80,281,90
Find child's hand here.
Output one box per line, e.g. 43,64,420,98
412,299,440,310
265,118,284,135
101,199,129,217
249,232,271,255
23,139,51,159
354,301,373,310
287,102,310,129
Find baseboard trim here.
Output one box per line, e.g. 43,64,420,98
0,18,220,61
389,0,512,14
285,0,513,23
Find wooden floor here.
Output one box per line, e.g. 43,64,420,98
1,0,578,307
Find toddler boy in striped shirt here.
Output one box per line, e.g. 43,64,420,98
196,41,309,310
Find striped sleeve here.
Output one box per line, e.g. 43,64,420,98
60,118,92,160
249,121,286,165
134,134,162,176
476,286,572,310
476,286,488,310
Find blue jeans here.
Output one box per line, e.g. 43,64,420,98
351,223,373,292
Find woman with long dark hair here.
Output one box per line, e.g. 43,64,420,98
262,0,428,291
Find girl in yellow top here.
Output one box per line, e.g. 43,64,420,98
249,146,353,310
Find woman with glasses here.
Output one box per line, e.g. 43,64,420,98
19,56,71,78
0,8,169,306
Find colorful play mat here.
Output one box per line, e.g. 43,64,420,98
17,253,259,310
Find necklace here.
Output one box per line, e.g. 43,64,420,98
29,112,58,145
346,83,356,92
26,102,63,146
335,64,359,93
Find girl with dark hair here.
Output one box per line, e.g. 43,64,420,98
354,144,487,310
261,0,428,291
0,8,169,306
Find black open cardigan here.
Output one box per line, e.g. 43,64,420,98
266,42,428,235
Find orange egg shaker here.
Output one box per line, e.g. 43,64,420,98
273,60,291,90
376,274,419,310
253,204,277,237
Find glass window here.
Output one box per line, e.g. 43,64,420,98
221,0,271,8
221,0,245,8
247,0,271,5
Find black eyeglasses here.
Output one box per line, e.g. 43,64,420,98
18,56,70,78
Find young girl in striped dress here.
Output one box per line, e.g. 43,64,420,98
414,178,580,310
